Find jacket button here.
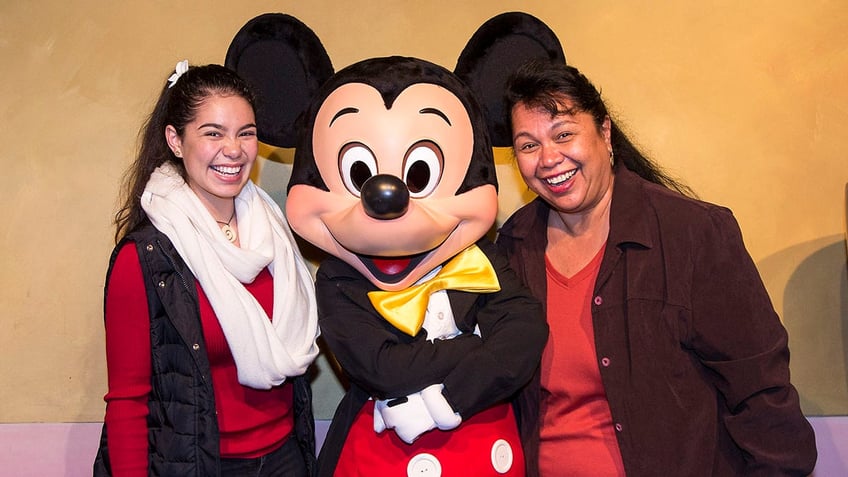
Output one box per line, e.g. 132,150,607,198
158,281,165,288
146,244,154,252
192,343,200,351
601,357,611,367
615,423,623,432
593,295,603,306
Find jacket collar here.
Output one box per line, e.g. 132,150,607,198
607,166,654,251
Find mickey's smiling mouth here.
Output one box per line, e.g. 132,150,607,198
358,251,430,284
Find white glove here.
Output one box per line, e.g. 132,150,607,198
373,392,436,444
420,383,462,430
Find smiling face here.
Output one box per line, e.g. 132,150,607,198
511,98,613,218
165,94,258,214
287,81,497,291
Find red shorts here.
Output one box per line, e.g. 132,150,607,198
334,400,525,476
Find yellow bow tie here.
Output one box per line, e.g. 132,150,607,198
367,245,501,336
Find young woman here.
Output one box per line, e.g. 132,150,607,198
93,61,320,476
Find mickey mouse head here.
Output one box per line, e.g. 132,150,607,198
225,12,565,291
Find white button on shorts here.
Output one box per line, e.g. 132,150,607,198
491,439,513,473
407,452,442,476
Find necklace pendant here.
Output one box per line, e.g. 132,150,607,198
221,224,238,243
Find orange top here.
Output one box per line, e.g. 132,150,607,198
539,245,625,476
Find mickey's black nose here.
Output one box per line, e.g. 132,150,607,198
360,174,409,220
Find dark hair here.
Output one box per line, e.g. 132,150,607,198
505,59,693,196
114,63,257,242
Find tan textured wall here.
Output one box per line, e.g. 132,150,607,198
1,0,846,422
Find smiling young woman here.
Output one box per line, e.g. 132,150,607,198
94,61,320,477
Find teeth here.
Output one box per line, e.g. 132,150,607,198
211,165,242,176
546,169,577,185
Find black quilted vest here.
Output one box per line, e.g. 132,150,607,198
93,223,316,476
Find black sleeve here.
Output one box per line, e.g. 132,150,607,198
441,240,548,418
315,258,485,399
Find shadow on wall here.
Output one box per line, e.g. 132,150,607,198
758,235,848,416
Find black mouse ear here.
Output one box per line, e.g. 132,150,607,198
225,13,333,148
455,12,565,147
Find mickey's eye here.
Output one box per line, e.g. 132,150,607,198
403,141,443,198
339,143,377,196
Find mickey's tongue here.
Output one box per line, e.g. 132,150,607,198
372,257,411,276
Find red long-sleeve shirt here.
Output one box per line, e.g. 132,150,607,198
103,243,293,476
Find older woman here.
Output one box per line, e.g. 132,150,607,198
497,60,816,477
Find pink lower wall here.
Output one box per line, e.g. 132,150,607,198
0,418,843,476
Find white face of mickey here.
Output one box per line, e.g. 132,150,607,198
286,82,497,291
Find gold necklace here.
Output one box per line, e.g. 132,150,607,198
216,209,237,243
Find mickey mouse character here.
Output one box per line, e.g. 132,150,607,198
226,12,564,476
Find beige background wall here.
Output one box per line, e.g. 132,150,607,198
1,0,846,423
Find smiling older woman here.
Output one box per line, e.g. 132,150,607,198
496,59,817,477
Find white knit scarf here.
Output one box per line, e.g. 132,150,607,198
141,163,320,389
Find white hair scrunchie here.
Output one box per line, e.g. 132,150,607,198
167,59,189,88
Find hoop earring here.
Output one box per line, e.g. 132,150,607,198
609,150,615,167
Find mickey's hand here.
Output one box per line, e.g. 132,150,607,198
420,383,462,430
373,392,436,444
